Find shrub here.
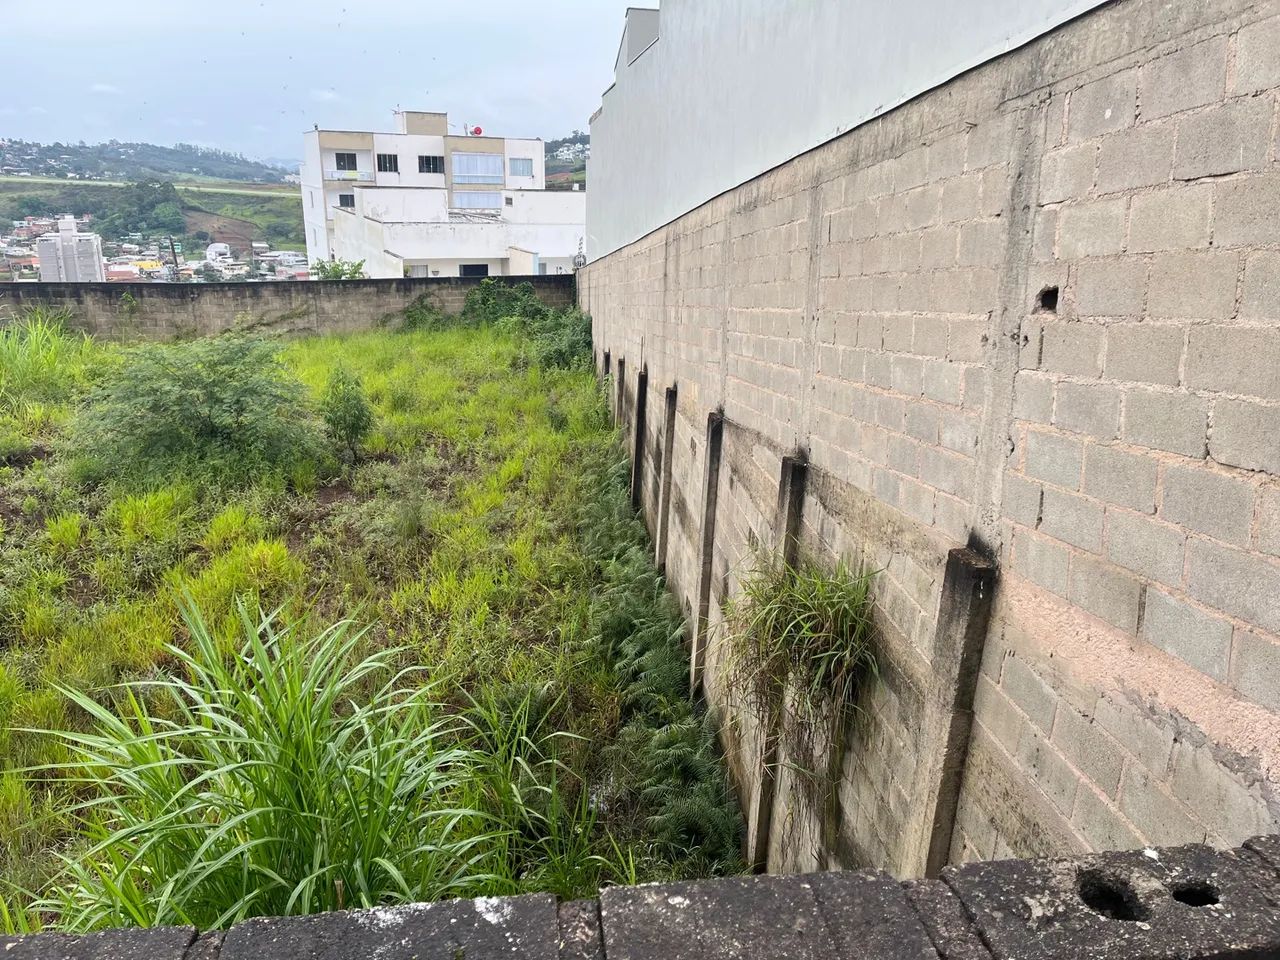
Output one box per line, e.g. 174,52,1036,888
71,334,321,485
401,295,451,332
312,258,366,281
529,308,592,369
462,278,550,327
320,368,374,461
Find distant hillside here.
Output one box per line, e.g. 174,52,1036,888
545,131,589,156
0,140,292,183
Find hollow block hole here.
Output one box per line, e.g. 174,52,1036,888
1037,286,1059,313
1172,880,1220,908
1078,869,1149,922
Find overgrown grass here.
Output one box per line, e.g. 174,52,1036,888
0,299,740,931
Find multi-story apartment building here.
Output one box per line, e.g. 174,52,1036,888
300,110,585,279
36,216,105,282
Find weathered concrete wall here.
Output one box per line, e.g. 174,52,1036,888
0,275,575,340
582,0,1280,877
4,837,1279,958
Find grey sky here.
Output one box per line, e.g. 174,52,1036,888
0,0,633,163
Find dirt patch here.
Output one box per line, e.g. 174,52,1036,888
182,208,259,250
1,444,50,469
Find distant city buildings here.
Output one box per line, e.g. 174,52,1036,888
36,216,105,282
300,109,585,279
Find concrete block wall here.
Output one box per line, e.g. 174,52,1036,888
0,275,576,341
582,0,1280,876
6,838,1280,959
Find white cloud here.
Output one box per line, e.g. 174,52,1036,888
28,106,48,115
309,88,341,102
89,82,120,94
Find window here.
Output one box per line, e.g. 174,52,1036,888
418,155,444,174
504,196,514,207
460,264,489,278
452,191,502,209
509,157,534,177
452,152,504,183
376,153,399,173
338,194,355,208
334,152,357,171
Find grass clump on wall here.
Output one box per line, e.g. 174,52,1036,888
725,557,878,756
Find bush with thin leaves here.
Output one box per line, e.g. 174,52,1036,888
70,333,322,485
320,367,374,462
24,602,498,931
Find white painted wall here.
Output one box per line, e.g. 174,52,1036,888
504,138,546,190
587,0,1108,260
372,133,448,188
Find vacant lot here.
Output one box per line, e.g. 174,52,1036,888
0,289,739,931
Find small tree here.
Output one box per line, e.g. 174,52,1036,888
313,259,366,281
320,367,374,462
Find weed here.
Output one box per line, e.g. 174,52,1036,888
320,367,374,462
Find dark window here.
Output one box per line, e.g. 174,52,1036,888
418,155,444,174
334,152,357,171
504,196,514,207
338,194,355,208
460,264,489,278
377,153,399,173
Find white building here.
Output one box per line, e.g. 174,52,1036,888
36,216,105,282
300,110,585,279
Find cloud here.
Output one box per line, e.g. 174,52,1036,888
0,107,16,117
309,88,342,102
28,106,48,115
89,82,120,94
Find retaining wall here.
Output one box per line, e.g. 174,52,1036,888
581,0,1280,877
0,275,576,340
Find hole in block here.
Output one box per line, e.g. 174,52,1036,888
1171,880,1220,907
1078,869,1149,922
1037,286,1059,313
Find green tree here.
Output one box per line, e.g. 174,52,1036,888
313,259,366,280
320,367,374,462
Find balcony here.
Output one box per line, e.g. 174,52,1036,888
324,169,375,182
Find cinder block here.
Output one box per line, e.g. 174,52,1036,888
1104,323,1182,386
1052,706,1124,798
1174,98,1273,180
1024,430,1083,489
1003,472,1043,527
1073,258,1147,317
958,219,1004,267
1093,695,1175,778
1000,655,1059,733
1257,487,1280,559
1147,250,1239,319
1083,444,1157,513
1071,786,1144,850
922,360,963,404
1055,381,1120,439
1185,537,1280,636
939,175,982,223
1041,487,1105,553
1014,527,1071,595
1117,764,1205,845
939,409,978,455
1214,174,1280,248
1127,184,1211,253
1235,15,1280,95
1068,70,1138,142
1013,371,1054,422
1209,399,1280,474
1241,251,1280,321
1068,552,1143,631
1160,464,1256,546
1138,37,1227,121
1121,389,1207,457
1057,198,1127,259
1188,326,1280,401
1142,588,1233,680
1168,738,1276,843
1016,727,1080,816
1230,628,1280,713
1095,122,1175,194
1041,321,1104,377
1039,143,1097,205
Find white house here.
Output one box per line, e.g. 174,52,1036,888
300,110,586,279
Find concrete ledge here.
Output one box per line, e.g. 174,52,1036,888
5,838,1277,958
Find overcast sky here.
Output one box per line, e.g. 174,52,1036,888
0,0,633,163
